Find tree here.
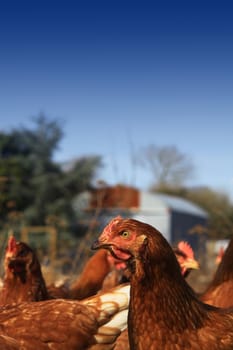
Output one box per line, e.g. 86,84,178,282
138,144,233,239
139,144,195,189
0,114,102,230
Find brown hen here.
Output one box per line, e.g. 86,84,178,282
200,235,233,308
0,236,49,305
0,335,19,349
69,249,126,299
112,239,199,350
93,216,233,350
99,238,199,350
0,283,129,350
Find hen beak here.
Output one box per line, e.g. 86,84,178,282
91,240,101,250
184,258,199,270
91,239,111,251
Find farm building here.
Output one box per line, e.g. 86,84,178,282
74,184,209,253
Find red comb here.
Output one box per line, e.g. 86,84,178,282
215,246,225,264
218,246,225,256
7,236,17,252
177,241,194,259
106,216,122,232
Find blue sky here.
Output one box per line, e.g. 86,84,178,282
0,1,233,198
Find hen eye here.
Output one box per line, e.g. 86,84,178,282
121,231,129,238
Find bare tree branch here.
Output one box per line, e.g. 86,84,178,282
139,144,194,188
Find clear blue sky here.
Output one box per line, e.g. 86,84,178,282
0,1,233,198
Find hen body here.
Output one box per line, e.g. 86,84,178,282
200,235,233,308
0,236,48,305
97,238,199,350
0,335,19,349
94,216,233,350
70,249,126,299
0,283,129,350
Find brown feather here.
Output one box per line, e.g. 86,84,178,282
0,335,19,350
201,235,233,308
0,238,48,305
69,249,123,299
94,217,233,350
0,283,129,349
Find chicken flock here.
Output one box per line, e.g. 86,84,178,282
0,216,232,349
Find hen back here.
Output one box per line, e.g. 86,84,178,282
0,283,130,350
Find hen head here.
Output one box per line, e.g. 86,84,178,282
92,216,190,281
92,216,147,265
174,241,199,277
5,236,36,277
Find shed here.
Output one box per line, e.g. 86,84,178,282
133,192,208,250
75,185,209,253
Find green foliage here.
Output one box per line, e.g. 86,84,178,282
0,114,102,232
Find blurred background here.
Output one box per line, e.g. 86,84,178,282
0,0,233,291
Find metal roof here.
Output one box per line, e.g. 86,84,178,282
140,192,208,218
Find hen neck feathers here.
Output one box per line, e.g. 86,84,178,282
129,235,208,330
